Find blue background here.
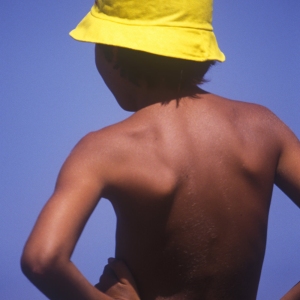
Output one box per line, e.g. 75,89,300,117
1,1,299,299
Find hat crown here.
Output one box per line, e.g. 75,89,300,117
95,0,213,29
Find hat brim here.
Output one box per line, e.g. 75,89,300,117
70,10,225,62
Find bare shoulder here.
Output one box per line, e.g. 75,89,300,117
66,122,134,178
212,94,300,205
54,122,134,199
71,116,175,200
77,117,153,164
231,98,298,144
209,94,294,138
217,94,281,123
70,116,147,163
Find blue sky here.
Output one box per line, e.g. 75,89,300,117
1,1,299,299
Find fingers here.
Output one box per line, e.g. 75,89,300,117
95,258,140,300
95,263,118,292
107,258,138,290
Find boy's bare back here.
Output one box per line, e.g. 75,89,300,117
80,91,299,299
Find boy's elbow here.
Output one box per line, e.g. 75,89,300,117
20,247,61,282
21,252,44,280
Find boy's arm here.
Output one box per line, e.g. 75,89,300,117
274,122,300,207
274,122,300,299
20,133,118,300
281,282,300,300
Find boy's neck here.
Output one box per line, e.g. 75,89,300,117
116,83,206,112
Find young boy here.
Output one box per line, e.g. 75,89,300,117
21,0,300,299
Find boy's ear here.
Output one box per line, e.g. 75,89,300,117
108,46,119,66
112,46,118,60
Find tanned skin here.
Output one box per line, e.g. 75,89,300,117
281,282,300,300
95,258,140,300
21,45,300,299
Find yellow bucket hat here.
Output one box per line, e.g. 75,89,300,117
70,0,225,62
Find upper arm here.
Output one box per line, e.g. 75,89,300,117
22,132,110,266
274,122,300,208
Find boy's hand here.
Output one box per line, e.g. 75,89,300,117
95,258,140,300
281,282,300,300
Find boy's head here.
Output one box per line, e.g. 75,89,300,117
71,0,225,94
70,0,225,62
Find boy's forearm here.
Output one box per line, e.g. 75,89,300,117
22,259,111,300
281,282,300,300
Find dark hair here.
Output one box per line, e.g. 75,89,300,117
99,44,215,89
